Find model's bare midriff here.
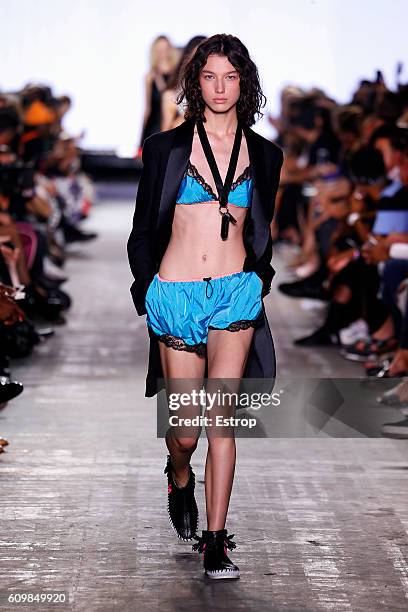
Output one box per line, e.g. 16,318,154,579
158,202,248,280
159,129,250,280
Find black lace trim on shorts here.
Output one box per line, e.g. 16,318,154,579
151,315,262,357
157,333,207,357
208,316,263,332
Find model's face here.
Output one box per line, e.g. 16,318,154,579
199,54,240,114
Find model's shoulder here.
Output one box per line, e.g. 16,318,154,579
247,127,283,160
142,130,172,154
143,120,193,153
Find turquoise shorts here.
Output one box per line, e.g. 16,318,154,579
145,269,263,356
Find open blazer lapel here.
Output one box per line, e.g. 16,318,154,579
156,119,194,234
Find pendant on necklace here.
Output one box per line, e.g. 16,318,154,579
219,205,237,241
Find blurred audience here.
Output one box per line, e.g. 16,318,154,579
271,70,408,437
0,82,97,449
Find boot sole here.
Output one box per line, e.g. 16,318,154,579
205,569,240,579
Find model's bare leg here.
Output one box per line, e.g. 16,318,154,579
205,327,255,530
159,343,206,486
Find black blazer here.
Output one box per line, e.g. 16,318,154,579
127,118,283,397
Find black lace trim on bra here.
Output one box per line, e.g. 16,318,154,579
186,162,217,200
186,161,251,200
231,165,252,190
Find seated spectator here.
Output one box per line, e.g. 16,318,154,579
0,82,98,432
273,73,408,381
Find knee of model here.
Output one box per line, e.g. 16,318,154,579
172,435,199,453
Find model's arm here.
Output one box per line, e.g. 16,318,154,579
127,138,158,315
255,147,284,298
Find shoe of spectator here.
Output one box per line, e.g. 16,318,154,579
376,385,408,415
340,337,398,362
279,280,329,301
49,314,67,326
381,417,408,438
0,376,24,403
294,327,339,346
48,245,66,268
36,327,55,341
364,356,395,377
63,223,98,243
294,260,320,279
36,275,67,290
0,437,9,446
0,320,40,358
376,365,408,378
43,256,69,281
20,284,66,322
46,287,72,311
338,319,369,346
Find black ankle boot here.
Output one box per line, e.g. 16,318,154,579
192,529,240,579
164,455,198,541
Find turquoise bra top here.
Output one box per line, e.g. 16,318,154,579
176,161,253,208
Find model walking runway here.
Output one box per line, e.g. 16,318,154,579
1,199,407,610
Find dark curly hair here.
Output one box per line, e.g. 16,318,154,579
176,34,266,127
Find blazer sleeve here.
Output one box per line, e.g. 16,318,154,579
127,138,158,315
256,147,284,298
